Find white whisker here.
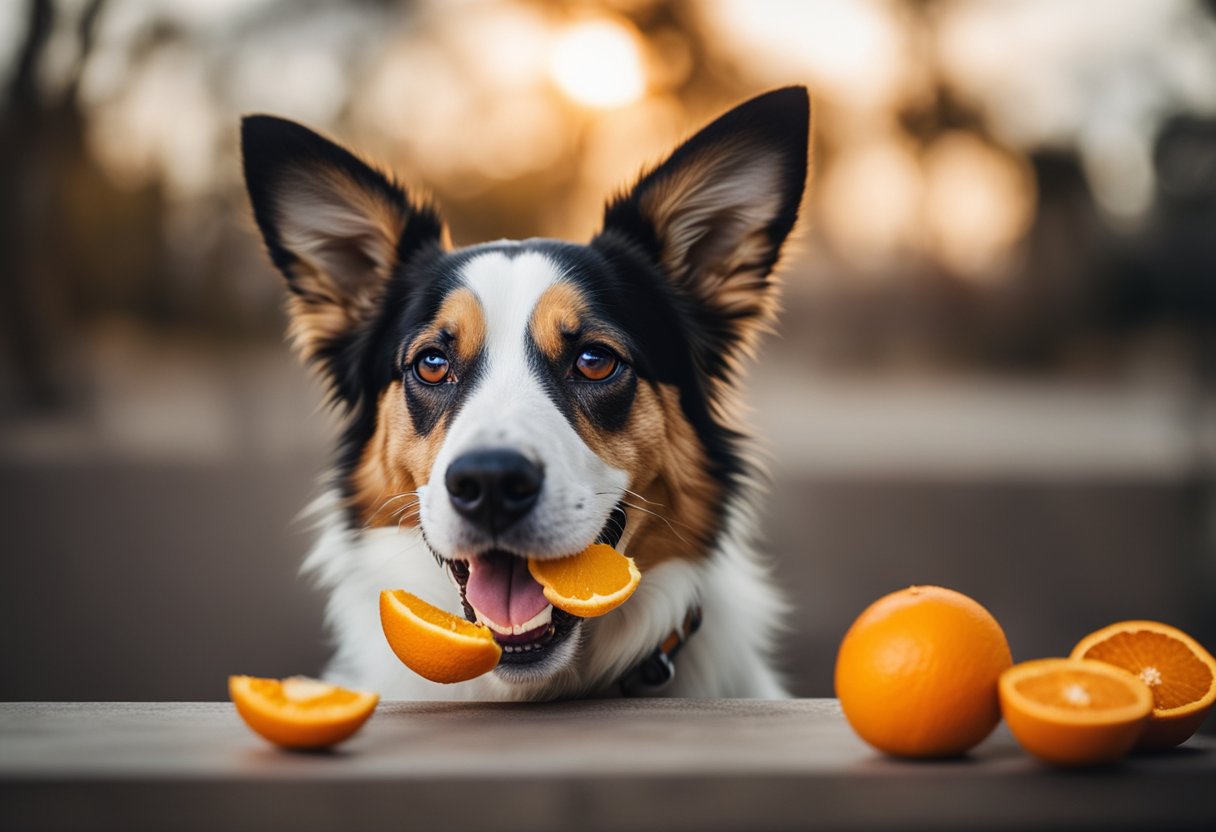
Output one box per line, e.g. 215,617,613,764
622,488,665,508
619,500,692,546
390,500,421,519
362,490,424,531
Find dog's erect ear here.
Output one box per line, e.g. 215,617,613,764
594,87,809,376
241,115,445,393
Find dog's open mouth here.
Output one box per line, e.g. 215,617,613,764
444,506,627,666
447,556,575,664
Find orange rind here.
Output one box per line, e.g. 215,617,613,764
380,589,502,683
834,585,1012,758
1071,620,1216,749
229,675,378,749
528,543,641,618
999,658,1153,766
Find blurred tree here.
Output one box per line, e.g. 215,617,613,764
1,0,63,409
1,0,166,412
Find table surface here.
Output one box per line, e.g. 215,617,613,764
2,699,1213,832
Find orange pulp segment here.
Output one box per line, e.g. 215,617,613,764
999,658,1153,766
1070,620,1216,749
380,589,502,683
229,675,378,749
527,543,641,618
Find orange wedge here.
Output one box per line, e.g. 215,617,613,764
528,543,641,618
999,658,1153,766
380,589,501,683
229,675,378,749
1070,620,1216,749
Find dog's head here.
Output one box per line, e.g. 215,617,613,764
242,88,809,686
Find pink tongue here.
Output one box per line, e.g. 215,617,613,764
465,554,550,629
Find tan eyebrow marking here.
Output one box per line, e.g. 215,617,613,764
529,281,587,360
409,287,486,363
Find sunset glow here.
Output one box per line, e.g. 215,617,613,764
549,19,645,109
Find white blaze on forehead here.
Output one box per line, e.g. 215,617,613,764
463,250,560,369
455,251,562,445
419,249,628,559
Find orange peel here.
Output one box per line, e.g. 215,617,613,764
1071,620,1216,749
229,675,378,749
834,585,1012,758
1000,658,1153,766
528,543,641,618
380,589,501,683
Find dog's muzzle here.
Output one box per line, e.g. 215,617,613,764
442,505,628,667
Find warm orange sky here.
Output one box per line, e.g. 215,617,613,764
5,0,1214,282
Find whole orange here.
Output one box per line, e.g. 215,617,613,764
835,585,1013,758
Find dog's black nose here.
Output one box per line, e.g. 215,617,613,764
445,449,543,534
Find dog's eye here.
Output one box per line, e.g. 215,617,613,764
413,349,452,385
573,346,619,382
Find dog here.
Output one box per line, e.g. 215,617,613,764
241,86,810,700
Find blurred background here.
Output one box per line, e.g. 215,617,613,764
1,0,1213,729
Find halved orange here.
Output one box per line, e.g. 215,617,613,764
999,658,1153,766
229,675,378,749
528,543,641,618
1070,620,1216,749
380,589,501,683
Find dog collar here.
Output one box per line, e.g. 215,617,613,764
617,606,703,696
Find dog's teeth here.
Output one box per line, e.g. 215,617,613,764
474,605,553,636
474,611,514,636
512,606,553,635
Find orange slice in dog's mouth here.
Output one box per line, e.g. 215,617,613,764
380,590,502,683
452,545,640,635
528,544,641,618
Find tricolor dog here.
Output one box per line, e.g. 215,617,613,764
241,87,810,700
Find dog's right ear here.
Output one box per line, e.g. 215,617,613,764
241,115,446,395
593,87,809,380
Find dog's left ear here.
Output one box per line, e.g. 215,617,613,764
594,87,809,374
